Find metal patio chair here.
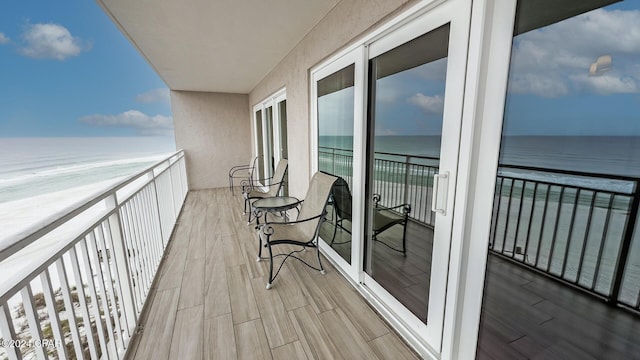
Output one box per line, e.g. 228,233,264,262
330,176,411,255
228,157,258,195
243,159,288,223
259,171,337,289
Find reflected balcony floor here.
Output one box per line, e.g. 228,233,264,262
325,209,640,359
478,254,640,360
125,188,419,360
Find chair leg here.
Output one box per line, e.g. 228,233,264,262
402,221,408,257
330,219,338,245
266,240,274,289
257,231,263,261
316,240,325,275
246,199,254,225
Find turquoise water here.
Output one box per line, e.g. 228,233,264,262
0,137,176,203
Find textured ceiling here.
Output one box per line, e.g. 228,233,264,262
98,0,340,93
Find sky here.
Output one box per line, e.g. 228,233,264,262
319,1,640,137
0,0,173,137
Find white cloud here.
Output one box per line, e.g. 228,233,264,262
414,57,448,81
376,86,400,104
509,73,569,97
509,8,640,97
0,32,9,44
407,93,444,114
20,23,87,60
80,110,174,136
571,73,639,95
136,88,171,104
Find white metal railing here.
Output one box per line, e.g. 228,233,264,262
0,150,188,360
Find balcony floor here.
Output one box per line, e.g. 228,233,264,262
477,254,640,360
125,188,419,360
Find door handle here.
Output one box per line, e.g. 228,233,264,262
431,171,449,215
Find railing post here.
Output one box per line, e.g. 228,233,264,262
151,176,166,248
332,148,336,175
403,155,411,206
105,194,139,334
609,182,640,305
0,305,21,360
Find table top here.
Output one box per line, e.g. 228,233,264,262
252,196,300,212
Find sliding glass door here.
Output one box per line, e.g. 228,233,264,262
365,22,450,324
312,49,365,279
253,90,287,187
363,1,470,348
312,0,472,352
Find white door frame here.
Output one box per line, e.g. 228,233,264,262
310,0,517,357
311,47,366,283
253,88,287,185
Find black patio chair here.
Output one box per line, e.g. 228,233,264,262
330,176,411,255
243,159,288,223
228,157,258,195
259,171,337,289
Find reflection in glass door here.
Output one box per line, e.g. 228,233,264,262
254,109,265,181
365,24,450,324
264,106,275,181
276,98,288,195
317,64,355,264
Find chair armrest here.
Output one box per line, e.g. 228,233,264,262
373,193,411,215
242,179,288,194
376,203,411,215
229,164,253,176
262,212,323,230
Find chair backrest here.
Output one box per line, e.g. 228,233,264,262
331,176,353,222
248,156,259,185
267,159,288,196
298,172,338,238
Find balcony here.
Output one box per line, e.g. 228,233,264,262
1,148,639,359
125,188,419,360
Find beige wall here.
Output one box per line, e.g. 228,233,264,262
172,91,251,190
249,0,417,198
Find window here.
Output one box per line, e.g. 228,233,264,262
479,0,640,358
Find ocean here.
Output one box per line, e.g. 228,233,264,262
0,137,176,241
320,135,640,177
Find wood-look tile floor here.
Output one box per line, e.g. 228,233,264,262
125,188,419,360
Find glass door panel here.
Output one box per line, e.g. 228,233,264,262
362,0,471,348
255,109,265,181
365,22,449,325
276,99,288,195
277,100,288,160
317,64,355,264
264,106,275,181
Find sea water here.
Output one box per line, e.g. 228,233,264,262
320,135,640,176
0,137,176,346
0,137,176,240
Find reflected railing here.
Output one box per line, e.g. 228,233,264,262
319,146,439,226
318,146,640,312
0,151,188,360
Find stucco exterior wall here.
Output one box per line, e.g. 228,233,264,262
249,0,417,198
172,91,251,190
